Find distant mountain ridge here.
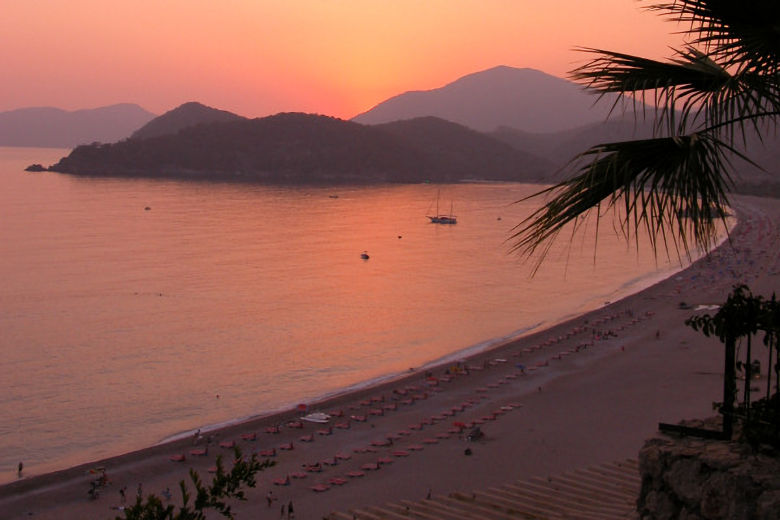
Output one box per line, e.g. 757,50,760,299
489,115,780,187
490,116,657,179
131,101,245,140
0,104,156,148
376,117,552,180
48,111,549,184
352,66,619,133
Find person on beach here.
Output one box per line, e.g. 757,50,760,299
266,490,275,507
288,500,294,519
17,461,23,477
119,486,126,504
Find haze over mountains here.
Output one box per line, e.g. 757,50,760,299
130,102,246,140
14,65,780,190
0,104,155,147
50,112,551,184
352,66,618,133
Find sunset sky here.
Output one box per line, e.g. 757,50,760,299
1,1,684,119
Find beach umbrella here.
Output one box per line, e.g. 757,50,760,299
297,403,308,412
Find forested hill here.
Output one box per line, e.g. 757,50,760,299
48,113,551,184
130,101,245,140
376,117,552,180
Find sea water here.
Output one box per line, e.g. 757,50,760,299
0,146,696,483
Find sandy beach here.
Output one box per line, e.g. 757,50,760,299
2,195,779,520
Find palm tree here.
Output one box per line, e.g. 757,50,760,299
511,1,780,267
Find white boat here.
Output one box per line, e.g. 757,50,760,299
301,412,331,423
426,191,457,224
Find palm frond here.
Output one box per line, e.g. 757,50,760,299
510,133,740,271
648,0,780,74
571,46,780,144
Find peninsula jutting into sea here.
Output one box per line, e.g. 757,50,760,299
47,112,551,183
4,61,780,519
19,67,780,195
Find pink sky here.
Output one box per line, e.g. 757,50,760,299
1,1,684,119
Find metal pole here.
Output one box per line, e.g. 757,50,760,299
745,334,752,422
723,335,736,439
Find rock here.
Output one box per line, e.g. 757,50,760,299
24,163,46,172
665,458,704,505
756,490,780,520
638,427,780,519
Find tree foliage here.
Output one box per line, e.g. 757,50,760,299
115,448,273,520
512,0,780,266
686,285,780,445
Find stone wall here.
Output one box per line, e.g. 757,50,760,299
638,433,780,519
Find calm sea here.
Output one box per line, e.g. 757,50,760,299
0,146,692,483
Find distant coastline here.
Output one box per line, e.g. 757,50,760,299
45,113,550,184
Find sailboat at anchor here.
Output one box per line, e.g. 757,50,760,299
426,191,457,224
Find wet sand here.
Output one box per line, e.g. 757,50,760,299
2,195,779,520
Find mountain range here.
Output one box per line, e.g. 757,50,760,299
352,66,620,133
130,101,246,140
49,112,551,184
0,104,156,148
16,65,779,191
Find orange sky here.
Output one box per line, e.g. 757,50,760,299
0,1,685,119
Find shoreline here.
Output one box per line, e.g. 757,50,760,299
3,232,689,484
3,195,779,519
159,229,721,448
